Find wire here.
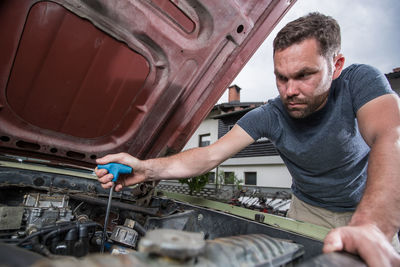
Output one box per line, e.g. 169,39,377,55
73,201,85,215
17,221,76,246
17,221,101,247
42,222,101,245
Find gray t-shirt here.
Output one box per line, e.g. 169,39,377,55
237,64,394,211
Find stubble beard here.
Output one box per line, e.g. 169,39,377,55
283,90,330,119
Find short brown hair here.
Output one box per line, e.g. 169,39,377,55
273,12,341,59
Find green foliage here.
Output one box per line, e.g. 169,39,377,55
179,174,209,195
218,170,243,190
234,176,243,191
224,172,235,185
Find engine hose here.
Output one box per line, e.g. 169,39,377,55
42,223,78,245
133,221,147,236
17,221,78,246
42,222,100,245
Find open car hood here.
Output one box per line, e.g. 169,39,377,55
0,0,295,167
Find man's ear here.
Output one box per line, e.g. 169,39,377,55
332,54,345,80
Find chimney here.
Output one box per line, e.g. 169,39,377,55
228,85,241,103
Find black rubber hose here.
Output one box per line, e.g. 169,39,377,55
17,221,77,246
133,221,147,236
42,222,100,245
42,223,78,245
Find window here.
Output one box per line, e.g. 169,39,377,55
224,172,234,184
208,172,215,183
245,172,257,185
199,134,210,147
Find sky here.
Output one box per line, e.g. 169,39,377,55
218,0,400,103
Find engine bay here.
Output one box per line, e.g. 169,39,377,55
0,165,325,266
0,182,181,259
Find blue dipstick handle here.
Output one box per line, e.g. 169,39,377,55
97,163,132,182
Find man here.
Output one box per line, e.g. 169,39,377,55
96,13,400,266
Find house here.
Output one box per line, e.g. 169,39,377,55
386,67,400,95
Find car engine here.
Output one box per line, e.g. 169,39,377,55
0,183,169,259
0,167,315,266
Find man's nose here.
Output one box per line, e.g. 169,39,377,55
285,80,299,97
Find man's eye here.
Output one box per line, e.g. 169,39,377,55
277,75,288,82
298,73,312,79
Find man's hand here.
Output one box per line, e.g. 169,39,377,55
323,224,400,267
95,152,146,191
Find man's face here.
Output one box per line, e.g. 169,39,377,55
273,38,334,119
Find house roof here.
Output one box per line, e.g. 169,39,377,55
385,68,400,79
212,106,259,119
213,101,264,113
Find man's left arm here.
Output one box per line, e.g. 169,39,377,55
323,93,400,266
352,93,400,239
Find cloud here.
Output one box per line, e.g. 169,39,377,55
219,0,400,103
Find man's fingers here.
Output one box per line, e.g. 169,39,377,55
323,229,344,253
95,153,146,189
94,168,108,177
96,152,135,167
98,173,114,184
115,183,124,192
323,225,400,267
100,181,113,189
96,153,123,164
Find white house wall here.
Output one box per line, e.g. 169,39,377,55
220,156,292,188
183,117,219,150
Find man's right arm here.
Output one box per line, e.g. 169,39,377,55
95,125,255,191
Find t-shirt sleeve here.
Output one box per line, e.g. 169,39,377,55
236,103,279,141
347,64,394,113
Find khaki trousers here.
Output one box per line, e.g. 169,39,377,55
287,194,400,252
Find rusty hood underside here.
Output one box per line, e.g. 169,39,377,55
0,0,295,167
